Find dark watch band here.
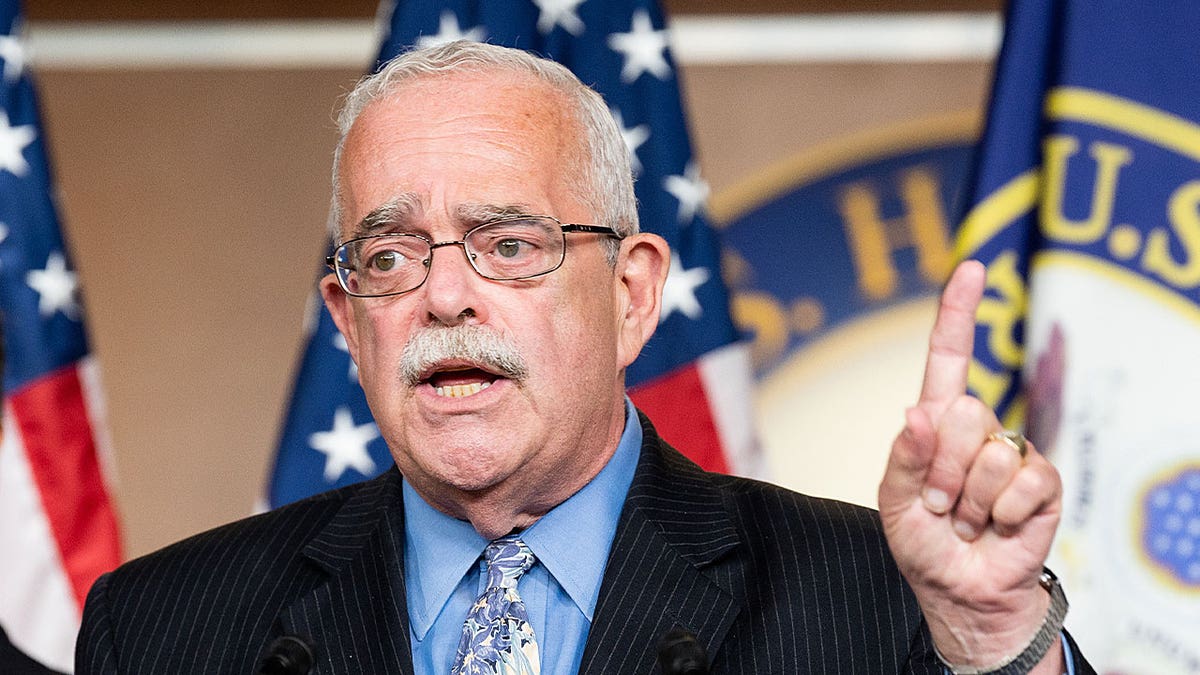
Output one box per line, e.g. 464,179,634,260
935,569,1069,675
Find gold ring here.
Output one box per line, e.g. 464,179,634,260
987,429,1028,459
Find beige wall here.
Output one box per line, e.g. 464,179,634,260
36,57,991,560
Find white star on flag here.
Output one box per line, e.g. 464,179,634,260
332,331,359,380
0,31,26,83
607,9,671,83
663,161,710,224
416,10,487,48
611,108,649,176
308,406,379,482
660,253,709,322
532,0,586,37
26,251,80,319
0,110,36,176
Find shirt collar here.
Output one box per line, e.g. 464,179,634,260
401,397,642,636
402,481,487,639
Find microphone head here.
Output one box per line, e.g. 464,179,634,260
657,627,710,675
259,635,315,675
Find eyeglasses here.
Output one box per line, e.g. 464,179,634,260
326,215,623,298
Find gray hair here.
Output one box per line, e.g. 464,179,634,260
330,40,638,262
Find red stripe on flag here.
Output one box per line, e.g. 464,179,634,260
11,365,122,609
630,363,729,473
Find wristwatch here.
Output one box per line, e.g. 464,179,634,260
935,568,1070,675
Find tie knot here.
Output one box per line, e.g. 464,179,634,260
483,535,536,589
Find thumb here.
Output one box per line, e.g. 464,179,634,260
879,406,944,516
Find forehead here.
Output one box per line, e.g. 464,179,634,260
337,69,583,227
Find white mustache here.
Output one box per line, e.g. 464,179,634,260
399,325,529,386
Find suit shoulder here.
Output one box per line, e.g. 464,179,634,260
705,475,920,635
98,474,392,608
79,475,399,672
79,476,398,670
703,473,898,572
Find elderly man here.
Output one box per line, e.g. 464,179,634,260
78,41,1090,674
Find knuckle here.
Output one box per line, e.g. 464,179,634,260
946,395,977,418
924,460,965,494
991,501,1025,532
945,395,994,429
978,441,1021,477
1020,467,1048,496
1036,458,1064,492
1017,461,1056,497
954,488,991,523
992,466,1057,528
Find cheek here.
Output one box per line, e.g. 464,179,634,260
352,303,414,381
543,281,621,371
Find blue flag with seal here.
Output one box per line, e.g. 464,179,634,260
957,1,1200,670
267,0,757,508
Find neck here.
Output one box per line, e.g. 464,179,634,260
433,438,620,540
416,405,628,540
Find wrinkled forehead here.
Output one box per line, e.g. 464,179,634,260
352,67,578,144
336,70,587,233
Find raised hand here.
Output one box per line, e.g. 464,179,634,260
877,260,1065,671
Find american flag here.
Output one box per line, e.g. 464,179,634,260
267,0,758,508
0,1,122,671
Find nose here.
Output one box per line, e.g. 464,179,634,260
419,241,484,326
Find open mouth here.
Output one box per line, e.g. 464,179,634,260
422,366,503,399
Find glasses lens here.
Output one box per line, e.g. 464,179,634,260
337,235,429,296
466,217,564,280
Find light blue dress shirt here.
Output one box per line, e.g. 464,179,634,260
402,398,642,675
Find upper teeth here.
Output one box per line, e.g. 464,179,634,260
435,381,491,398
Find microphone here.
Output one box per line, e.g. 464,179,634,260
657,628,710,675
258,635,315,675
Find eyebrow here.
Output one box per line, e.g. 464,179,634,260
352,194,422,237
455,203,543,226
350,199,545,239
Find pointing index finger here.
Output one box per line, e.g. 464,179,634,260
917,260,987,424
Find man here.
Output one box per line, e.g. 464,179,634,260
77,41,1090,674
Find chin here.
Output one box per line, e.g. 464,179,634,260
428,444,525,493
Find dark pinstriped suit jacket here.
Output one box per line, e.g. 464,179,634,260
77,413,1092,673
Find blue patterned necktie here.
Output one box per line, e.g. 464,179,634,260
450,535,541,675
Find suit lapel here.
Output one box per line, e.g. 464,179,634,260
278,469,415,674
580,413,746,673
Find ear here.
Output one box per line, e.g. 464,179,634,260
614,232,670,368
320,273,361,362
